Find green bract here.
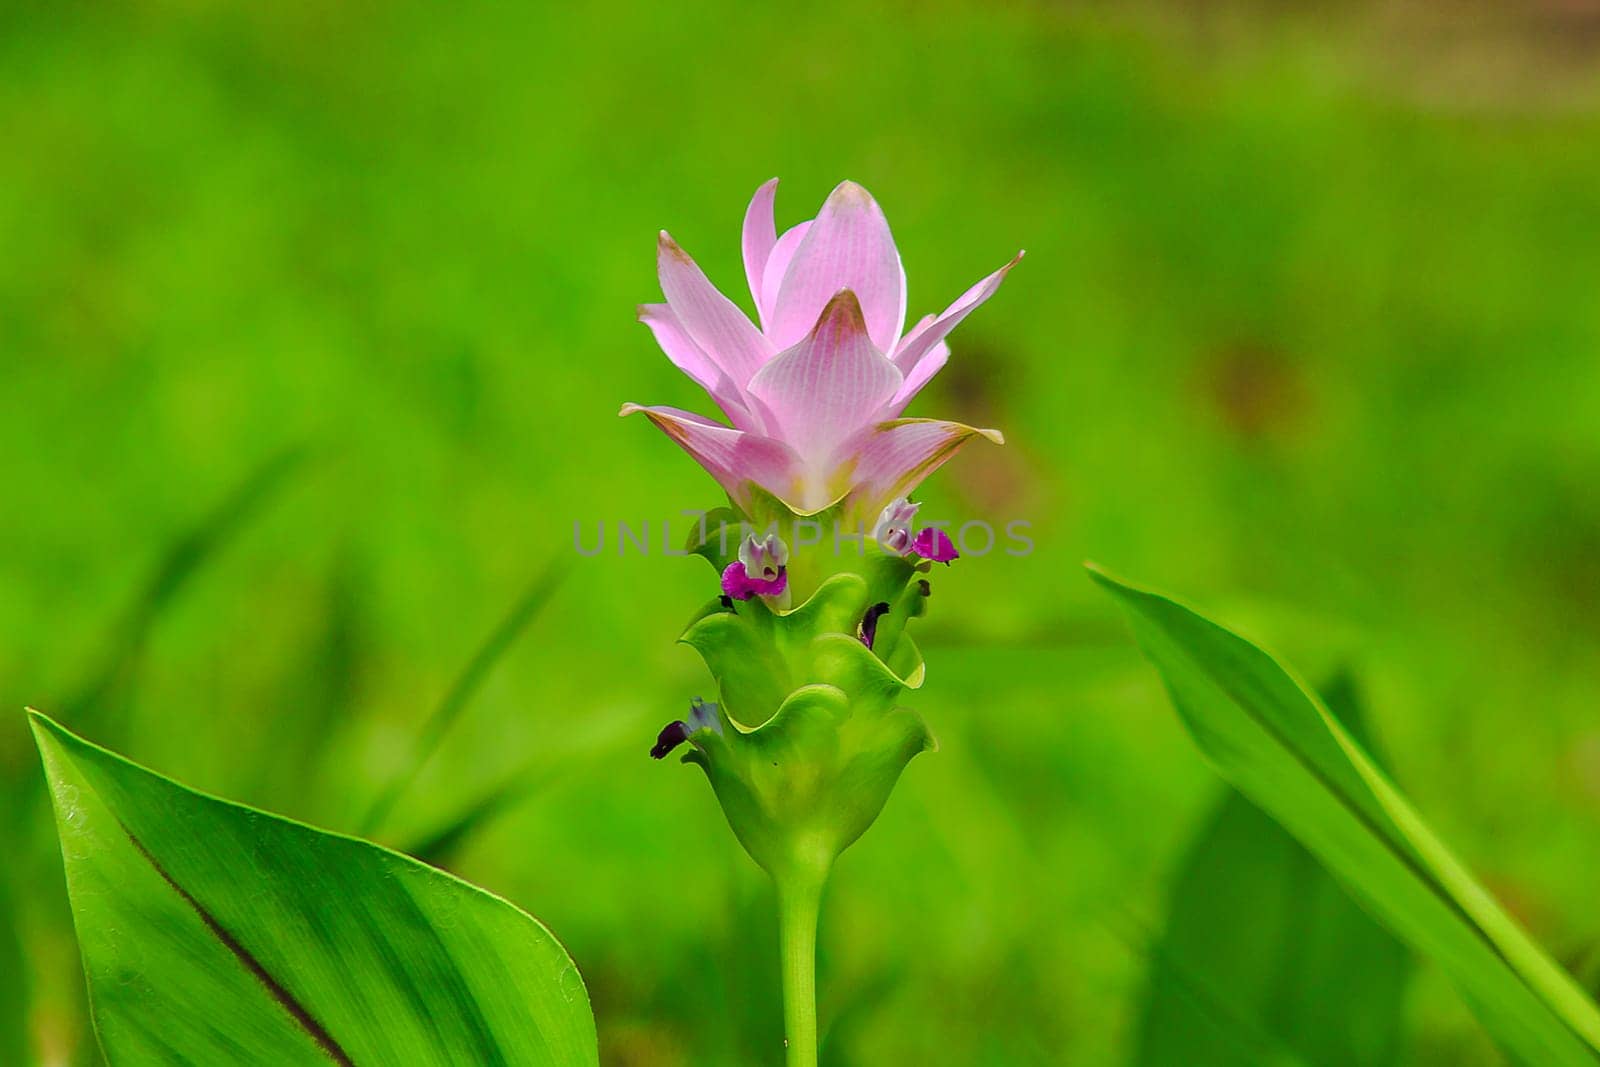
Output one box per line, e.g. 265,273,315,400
674,521,936,885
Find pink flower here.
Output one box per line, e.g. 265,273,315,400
622,179,1019,521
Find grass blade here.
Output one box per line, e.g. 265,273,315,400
358,562,564,838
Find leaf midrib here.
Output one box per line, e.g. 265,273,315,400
117,820,356,1066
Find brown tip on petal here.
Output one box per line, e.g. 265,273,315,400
830,180,872,205
817,288,868,333
619,402,643,417
658,231,692,262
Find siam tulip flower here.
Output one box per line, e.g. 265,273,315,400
621,179,1020,524
629,180,1025,1067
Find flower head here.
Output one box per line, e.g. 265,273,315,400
623,179,1019,523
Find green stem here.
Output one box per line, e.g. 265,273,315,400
776,869,826,1067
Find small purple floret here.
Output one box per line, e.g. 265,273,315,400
876,497,920,555
911,527,959,564
721,532,790,600
721,561,789,600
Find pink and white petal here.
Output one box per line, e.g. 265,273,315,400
829,417,1005,523
884,337,950,417
759,220,811,328
657,231,772,386
638,303,758,430
619,403,805,513
770,181,906,353
892,314,936,362
745,289,904,467
892,251,1023,374
741,178,779,318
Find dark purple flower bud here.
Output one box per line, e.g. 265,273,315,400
651,698,724,759
858,601,892,650
911,527,959,564
650,720,690,760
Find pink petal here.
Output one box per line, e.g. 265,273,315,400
892,251,1023,375
770,181,906,353
638,303,758,431
619,403,803,512
657,232,772,387
892,314,936,361
829,417,1005,522
745,290,904,469
886,337,950,416
759,220,811,329
741,178,779,321
910,527,959,563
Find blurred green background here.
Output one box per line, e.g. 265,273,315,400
4,1,1600,1064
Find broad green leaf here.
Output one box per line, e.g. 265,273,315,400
1090,567,1600,1067
30,712,598,1067
1135,672,1411,1067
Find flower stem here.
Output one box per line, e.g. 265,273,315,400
776,869,826,1067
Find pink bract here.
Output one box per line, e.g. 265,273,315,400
622,179,1019,523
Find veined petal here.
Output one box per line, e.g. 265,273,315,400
886,337,951,416
759,221,811,328
892,313,936,362
746,290,904,469
637,303,758,430
741,178,779,322
830,417,1005,523
770,181,906,353
658,232,772,386
892,251,1023,375
619,403,803,512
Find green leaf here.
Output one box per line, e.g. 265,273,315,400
1134,672,1411,1067
1090,566,1600,1067
30,712,598,1067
